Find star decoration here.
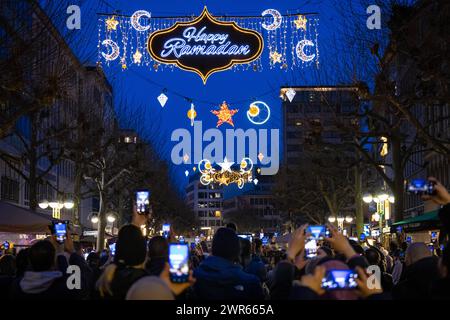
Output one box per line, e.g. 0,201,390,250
211,101,239,128
270,51,282,64
133,50,142,64
218,157,234,173
294,15,308,30
106,16,119,31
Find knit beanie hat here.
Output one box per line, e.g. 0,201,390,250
212,227,240,261
115,224,147,266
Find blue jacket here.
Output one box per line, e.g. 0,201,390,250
193,255,264,300
245,255,267,282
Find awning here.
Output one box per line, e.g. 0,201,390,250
391,210,441,233
0,201,53,233
392,210,439,226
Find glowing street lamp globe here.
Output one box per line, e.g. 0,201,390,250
362,194,373,204
377,193,389,202
328,216,336,223
91,216,99,224
388,195,395,203
38,201,49,209
107,215,116,223
64,201,74,209
345,216,354,223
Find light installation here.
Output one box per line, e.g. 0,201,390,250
247,101,271,125
211,101,238,128
198,158,254,189
97,7,320,78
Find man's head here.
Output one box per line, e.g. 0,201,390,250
225,223,237,232
115,224,147,266
29,240,56,272
254,238,263,254
147,236,168,260
405,242,432,267
212,227,240,261
365,248,381,266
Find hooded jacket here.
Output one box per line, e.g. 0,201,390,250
392,256,439,299
193,255,264,300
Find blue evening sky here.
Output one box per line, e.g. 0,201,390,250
55,0,380,197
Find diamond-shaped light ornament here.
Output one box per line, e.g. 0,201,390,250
258,153,265,162
286,88,296,102
185,170,189,177
183,154,189,163
158,93,168,107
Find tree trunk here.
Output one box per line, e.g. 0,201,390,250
392,135,404,222
96,189,106,251
73,161,82,226
28,112,38,211
354,164,364,236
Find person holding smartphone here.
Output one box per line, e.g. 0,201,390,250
9,226,91,300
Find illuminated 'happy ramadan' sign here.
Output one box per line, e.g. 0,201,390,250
148,7,264,83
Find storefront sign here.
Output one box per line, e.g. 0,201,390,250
148,7,264,83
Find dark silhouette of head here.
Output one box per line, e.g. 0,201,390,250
254,238,263,254
28,240,55,272
115,224,147,266
365,248,381,266
225,223,237,232
86,252,100,269
15,248,29,277
0,254,16,276
212,227,240,261
147,236,168,260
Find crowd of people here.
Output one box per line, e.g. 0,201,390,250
0,177,449,300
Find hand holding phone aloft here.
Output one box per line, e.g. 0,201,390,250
421,177,450,205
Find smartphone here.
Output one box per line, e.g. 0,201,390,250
169,243,190,283
109,243,116,256
53,222,67,244
2,241,10,250
407,179,436,195
136,190,150,215
305,238,317,259
306,225,330,240
237,234,253,242
321,269,358,290
162,223,170,239
190,242,196,250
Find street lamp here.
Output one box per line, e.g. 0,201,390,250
345,216,354,223
362,191,395,244
107,215,116,223
91,215,99,224
328,216,336,223
362,194,373,204
38,199,74,219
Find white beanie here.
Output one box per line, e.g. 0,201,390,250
126,276,175,300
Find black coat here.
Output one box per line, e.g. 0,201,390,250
392,256,439,299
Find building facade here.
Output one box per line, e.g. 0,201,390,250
185,174,224,233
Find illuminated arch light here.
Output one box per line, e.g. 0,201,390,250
198,158,253,188
101,39,120,61
247,101,271,125
296,39,316,62
131,10,151,31
261,9,283,31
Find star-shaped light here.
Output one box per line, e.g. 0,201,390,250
133,49,142,64
211,101,239,128
294,15,308,30
218,157,234,173
106,16,119,31
270,51,282,64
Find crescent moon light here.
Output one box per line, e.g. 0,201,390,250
296,39,316,62
101,39,120,61
261,9,283,31
131,10,151,32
